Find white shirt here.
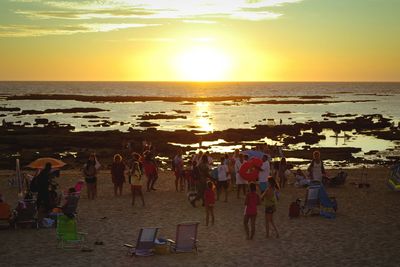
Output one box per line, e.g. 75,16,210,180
207,156,213,165
218,164,229,181
174,155,183,171
312,161,323,182
258,161,270,182
235,159,247,184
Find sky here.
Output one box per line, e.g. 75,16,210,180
0,0,399,81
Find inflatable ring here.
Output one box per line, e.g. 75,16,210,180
239,158,263,181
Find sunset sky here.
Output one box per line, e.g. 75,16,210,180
0,0,399,81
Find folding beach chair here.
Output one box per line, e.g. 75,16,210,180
14,199,39,229
56,215,87,249
326,171,347,187
167,222,199,254
301,184,337,216
124,227,160,256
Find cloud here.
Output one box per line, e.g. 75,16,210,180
4,0,303,37
0,23,160,37
15,8,155,20
182,20,217,24
10,0,303,21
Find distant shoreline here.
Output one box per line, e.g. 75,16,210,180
6,94,377,104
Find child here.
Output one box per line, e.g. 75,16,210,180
261,176,280,238
130,153,145,207
0,193,12,223
61,187,79,218
217,157,230,202
204,181,215,226
244,183,260,240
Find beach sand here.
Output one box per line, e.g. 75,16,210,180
0,168,399,267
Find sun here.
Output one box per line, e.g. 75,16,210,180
174,46,231,81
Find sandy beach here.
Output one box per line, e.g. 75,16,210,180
1,167,399,267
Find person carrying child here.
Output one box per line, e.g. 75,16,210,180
261,176,280,238
190,154,211,207
244,183,260,240
130,153,145,207
204,181,215,226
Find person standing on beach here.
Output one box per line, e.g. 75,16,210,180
142,151,158,192
258,155,270,193
191,154,211,207
235,153,247,198
307,151,326,183
244,183,260,240
278,157,287,188
129,153,145,207
217,157,230,202
36,162,52,212
261,176,280,238
83,153,100,200
111,154,126,196
173,149,184,192
205,151,213,166
192,150,203,167
204,181,215,226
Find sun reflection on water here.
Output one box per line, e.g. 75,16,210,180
195,102,213,132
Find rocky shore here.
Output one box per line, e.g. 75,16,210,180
1,112,399,170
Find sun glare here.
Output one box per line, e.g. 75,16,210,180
195,102,214,132
174,46,231,81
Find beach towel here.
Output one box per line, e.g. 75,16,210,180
319,185,337,211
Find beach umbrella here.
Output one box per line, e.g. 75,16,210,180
15,159,23,195
27,157,66,169
242,150,265,159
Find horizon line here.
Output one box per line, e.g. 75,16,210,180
1,80,400,83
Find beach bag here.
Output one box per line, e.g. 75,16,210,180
289,201,300,218
42,218,55,228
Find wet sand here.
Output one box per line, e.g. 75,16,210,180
1,168,399,267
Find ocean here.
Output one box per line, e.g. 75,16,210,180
1,81,399,165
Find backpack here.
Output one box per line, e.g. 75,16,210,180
289,200,301,218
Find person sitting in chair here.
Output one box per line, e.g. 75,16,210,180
61,188,79,218
0,193,14,226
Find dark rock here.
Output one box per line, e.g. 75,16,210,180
35,118,48,124
139,121,160,127
138,114,187,120
0,107,20,112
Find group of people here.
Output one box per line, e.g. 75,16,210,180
106,144,160,206
172,147,327,239
2,141,327,239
